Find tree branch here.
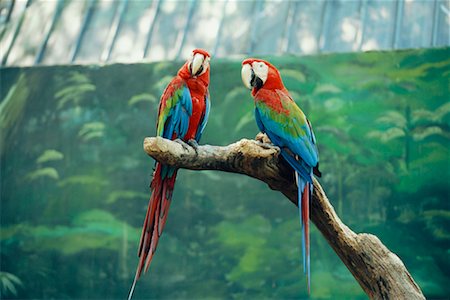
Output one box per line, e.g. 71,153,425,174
143,137,425,299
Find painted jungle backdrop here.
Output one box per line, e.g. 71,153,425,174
1,47,449,299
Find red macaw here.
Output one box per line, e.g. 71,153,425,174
241,59,321,293
128,49,211,300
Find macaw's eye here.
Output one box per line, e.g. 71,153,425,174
259,63,264,68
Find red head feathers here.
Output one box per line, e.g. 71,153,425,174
178,49,211,88
241,58,285,95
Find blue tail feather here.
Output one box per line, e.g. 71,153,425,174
283,150,313,294
296,170,313,294
296,172,307,275
282,150,312,183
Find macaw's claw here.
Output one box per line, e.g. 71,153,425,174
187,139,199,148
255,132,278,151
187,139,199,155
174,138,190,151
259,143,280,151
255,132,271,143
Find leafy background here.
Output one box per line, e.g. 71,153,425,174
1,47,449,299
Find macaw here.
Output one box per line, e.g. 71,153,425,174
128,49,211,300
241,59,321,293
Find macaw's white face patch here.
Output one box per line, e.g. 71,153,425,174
252,61,268,84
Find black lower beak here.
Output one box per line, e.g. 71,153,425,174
250,70,263,90
195,65,204,76
189,62,204,77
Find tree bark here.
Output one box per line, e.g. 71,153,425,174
143,136,425,300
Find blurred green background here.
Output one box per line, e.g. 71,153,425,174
1,47,449,299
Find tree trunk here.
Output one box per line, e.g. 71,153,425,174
143,136,425,300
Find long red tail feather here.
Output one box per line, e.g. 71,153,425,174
128,163,177,300
301,183,311,294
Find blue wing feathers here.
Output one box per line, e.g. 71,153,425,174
159,85,193,180
281,151,312,183
255,107,314,183
255,107,318,168
255,107,266,133
182,86,193,115
195,95,210,142
161,85,192,140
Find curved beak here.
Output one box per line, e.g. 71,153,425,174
241,64,253,90
242,63,264,91
190,53,205,76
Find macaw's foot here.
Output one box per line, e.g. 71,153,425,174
187,139,199,155
255,132,278,151
186,139,199,149
174,138,190,151
255,132,272,144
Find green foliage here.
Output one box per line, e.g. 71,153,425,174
78,122,105,142
423,210,450,240
1,210,139,255
1,47,449,299
0,73,29,154
106,190,148,204
0,272,23,297
36,149,64,164
128,93,158,106
55,71,96,109
58,175,109,187
26,167,60,181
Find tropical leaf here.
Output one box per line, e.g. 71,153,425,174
409,142,449,167
56,84,96,109
106,190,148,204
0,74,29,154
78,122,105,141
413,126,450,141
413,102,450,123
68,71,92,84
2,211,140,255
313,83,342,94
223,86,249,104
376,110,406,128
26,167,59,181
55,84,95,100
214,86,251,128
434,102,450,119
412,109,434,123
58,175,108,187
81,131,104,141
36,149,64,164
128,93,158,106
0,272,23,297
212,215,270,249
367,127,405,142
280,69,306,83
55,71,96,109
423,210,450,240
324,97,344,111
78,122,105,136
234,110,254,133
423,210,450,220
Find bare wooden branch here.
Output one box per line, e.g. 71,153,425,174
143,137,425,300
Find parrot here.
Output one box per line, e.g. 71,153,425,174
241,58,321,293
127,49,211,300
